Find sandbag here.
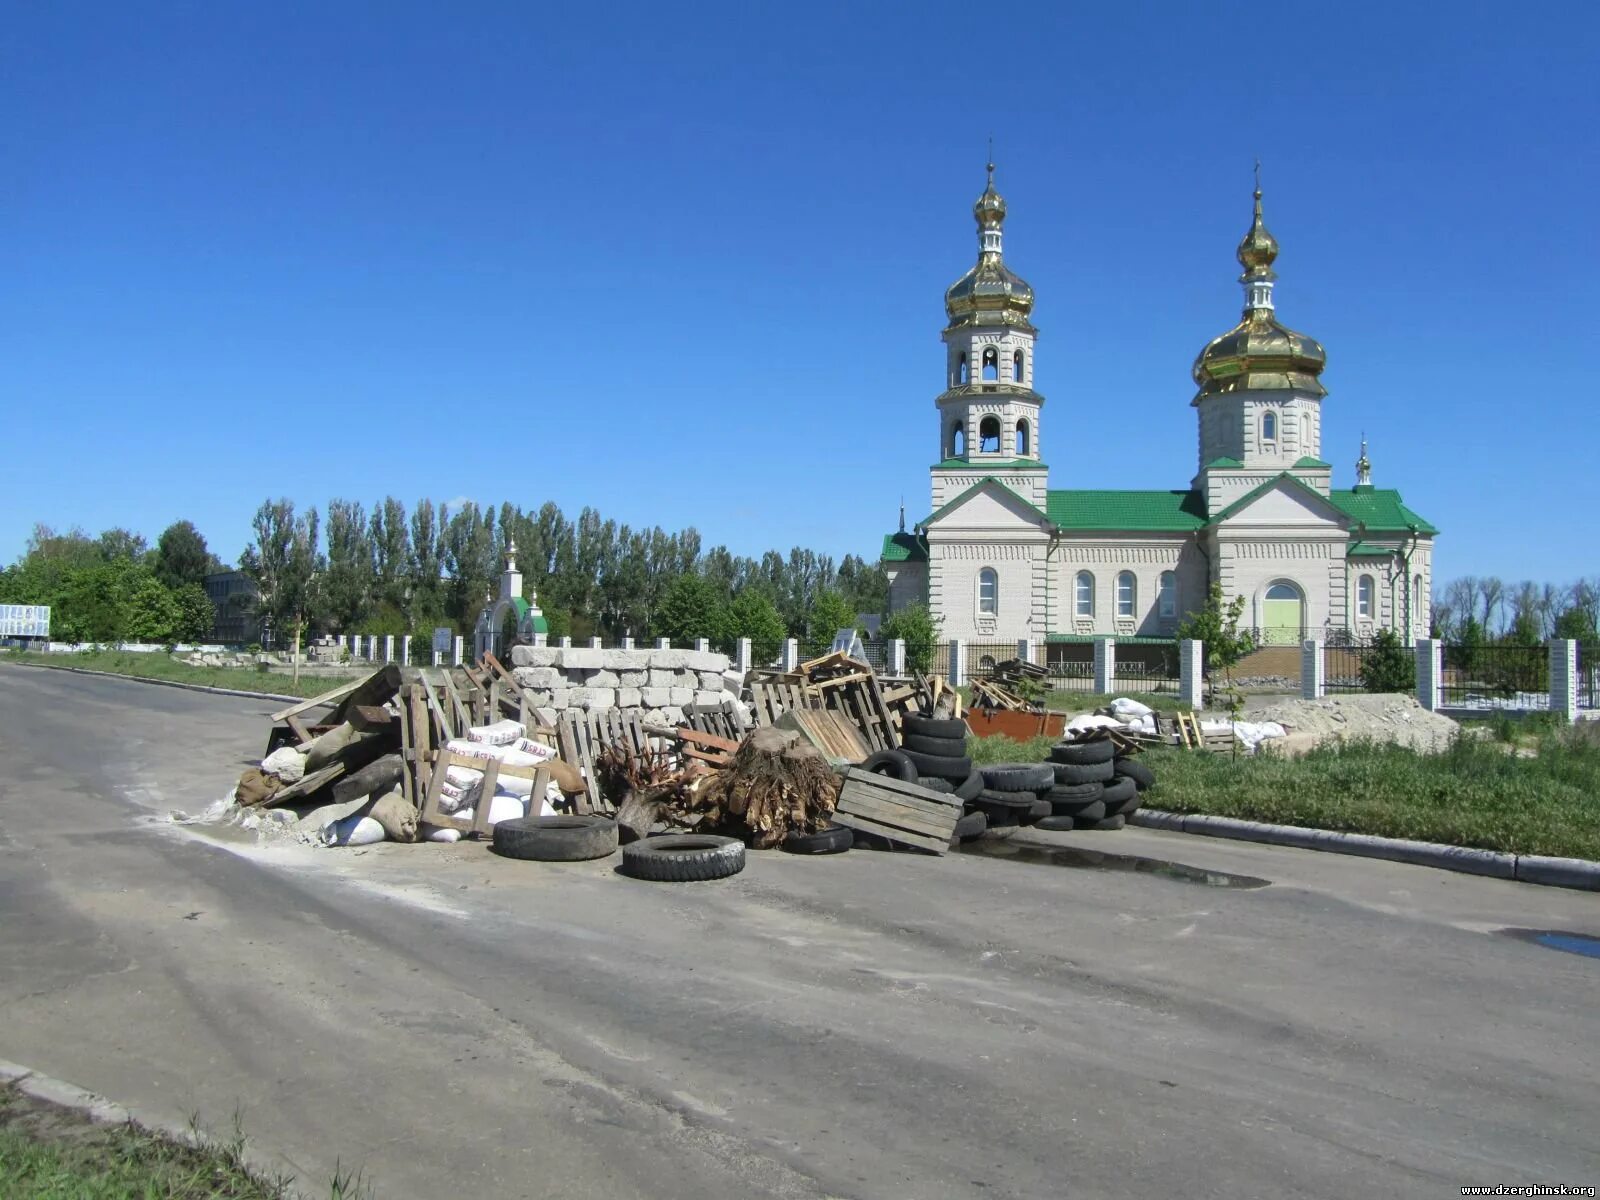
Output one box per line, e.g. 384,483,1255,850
544,759,585,796
466,719,524,746
330,753,404,804
420,824,462,843
260,746,307,783
368,791,419,843
1108,697,1154,720
235,768,283,808
320,813,386,846
453,791,530,828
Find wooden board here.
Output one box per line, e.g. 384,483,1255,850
833,767,962,855
418,748,552,837
775,709,870,762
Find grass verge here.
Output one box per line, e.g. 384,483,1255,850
0,1082,368,1198
3,649,361,700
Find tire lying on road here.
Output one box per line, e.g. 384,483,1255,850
860,748,919,782
492,815,619,862
1113,757,1156,791
1051,759,1115,786
781,825,853,855
979,762,1056,793
1077,814,1126,831
1025,797,1052,823
1047,782,1105,816
1032,815,1078,832
902,714,970,741
1049,739,1115,766
954,770,986,801
621,835,747,881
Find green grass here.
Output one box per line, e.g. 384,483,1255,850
1140,732,1600,860
967,733,1056,765
3,649,362,699
0,1085,368,1198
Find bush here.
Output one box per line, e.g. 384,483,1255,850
1359,628,1416,693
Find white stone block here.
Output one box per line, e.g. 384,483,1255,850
641,686,671,707
601,649,648,671
558,648,605,670
648,668,676,687
586,669,620,687
619,669,647,686
669,686,693,705
698,671,725,690
616,687,642,709
660,706,685,725
570,687,614,711
549,690,570,710
513,666,562,689
534,707,558,728
650,649,686,670
684,650,728,673
721,669,744,692
693,689,723,707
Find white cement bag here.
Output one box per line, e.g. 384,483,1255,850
1108,697,1154,720
452,791,529,828
1066,713,1128,734
466,719,524,746
260,746,308,783
444,739,546,769
320,813,387,847
510,737,558,762
1231,720,1288,753
444,764,485,789
421,824,462,843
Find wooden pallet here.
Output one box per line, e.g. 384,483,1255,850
832,768,963,854
775,708,870,762
419,747,553,838
686,700,748,741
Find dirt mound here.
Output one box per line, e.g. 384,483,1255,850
1243,693,1459,754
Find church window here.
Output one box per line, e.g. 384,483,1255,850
1262,411,1278,443
1075,571,1094,617
982,347,998,381
1158,571,1177,618
1117,571,1136,617
978,568,998,615
978,655,997,673
1016,418,1030,455
950,422,965,457
957,353,969,385
1013,349,1025,382
979,416,1001,452
1357,574,1375,620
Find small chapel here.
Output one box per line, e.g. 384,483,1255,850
881,165,1438,649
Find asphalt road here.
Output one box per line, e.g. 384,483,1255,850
1,663,1596,1200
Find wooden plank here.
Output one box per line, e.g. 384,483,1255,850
472,756,502,838
832,790,955,838
285,714,314,746
440,669,472,736
268,673,370,723
347,704,394,732
424,675,455,743
396,688,414,806
840,768,964,811
829,812,949,855
410,683,433,797
267,762,345,806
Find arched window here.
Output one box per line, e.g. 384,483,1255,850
978,654,997,673
957,353,969,385
979,416,1000,452
1013,349,1025,382
1357,574,1375,620
1075,571,1094,617
950,423,965,457
978,567,998,615
982,347,998,381
1117,571,1136,617
1015,418,1030,455
1262,410,1278,443
1158,570,1177,618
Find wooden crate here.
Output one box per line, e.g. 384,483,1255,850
832,768,963,855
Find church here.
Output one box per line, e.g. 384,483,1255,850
881,165,1437,653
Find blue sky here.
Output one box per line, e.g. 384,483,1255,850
2,1,1595,583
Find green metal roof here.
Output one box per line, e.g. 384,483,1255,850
1293,456,1332,468
1345,540,1395,558
932,457,1048,470
880,531,927,562
1046,633,1178,644
1046,489,1207,531
923,478,1047,527
1205,456,1243,469
1325,487,1439,535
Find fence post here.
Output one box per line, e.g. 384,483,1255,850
782,638,799,671
559,636,573,649
949,639,966,688
889,638,906,676
1302,638,1325,700
694,638,710,654
400,635,410,667
1179,639,1204,709
1016,637,1033,667
1415,638,1441,711
452,635,464,667
383,634,395,664
655,637,670,650
588,636,602,650
621,636,634,651
735,637,751,674
1551,639,1577,719
431,647,441,667
1093,637,1116,694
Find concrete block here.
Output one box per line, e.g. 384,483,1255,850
602,649,648,671
641,686,671,707
519,689,554,707
684,650,728,673
511,644,559,668
619,670,647,686
570,687,614,711
698,671,725,690
616,687,642,709
558,648,605,671
650,649,687,670
548,690,570,711
512,666,562,689
648,668,676,688
694,689,723,707
669,687,693,705
586,669,620,687
721,669,744,692
660,706,685,725
534,707,558,728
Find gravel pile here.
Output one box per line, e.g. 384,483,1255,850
1243,693,1459,754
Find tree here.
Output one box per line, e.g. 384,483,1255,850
727,588,787,665
652,573,729,647
97,527,149,563
122,569,180,643
369,497,410,612
153,520,212,590
1554,605,1599,646
173,582,216,643
322,499,374,633
1359,627,1416,694
805,589,858,650
239,499,323,680
881,601,941,672
1176,583,1256,682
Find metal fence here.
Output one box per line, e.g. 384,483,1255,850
1440,643,1550,711
1579,642,1599,711
966,641,1025,680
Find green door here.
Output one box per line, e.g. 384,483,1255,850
1262,583,1303,645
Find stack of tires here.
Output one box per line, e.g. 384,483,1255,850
885,714,987,844
1040,737,1154,830
971,762,1057,830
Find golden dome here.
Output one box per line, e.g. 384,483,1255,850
945,162,1034,328
1237,186,1279,275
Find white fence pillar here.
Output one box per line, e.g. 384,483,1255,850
1093,637,1115,694
889,638,907,676
1017,637,1034,667
383,634,395,664
1302,638,1325,700
1415,638,1441,711
1179,639,1204,709
348,634,360,660
452,635,464,667
694,637,710,653
588,636,602,650
559,636,573,649
655,637,670,650
735,637,752,674
949,639,966,688
401,635,411,666
1551,639,1578,719
622,636,635,651
431,647,441,667
781,638,799,671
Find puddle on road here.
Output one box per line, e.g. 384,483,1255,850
957,839,1270,889
1498,928,1600,960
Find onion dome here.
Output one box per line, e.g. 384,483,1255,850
945,162,1035,329
1192,178,1325,402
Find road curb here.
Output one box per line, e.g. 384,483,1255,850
1129,810,1600,891
5,660,310,704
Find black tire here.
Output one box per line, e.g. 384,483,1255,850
903,714,970,740
860,748,918,782
951,810,988,842
1049,786,1106,817
979,762,1056,793
492,815,618,862
1113,758,1156,791
1056,798,1105,823
782,825,853,854
1033,815,1078,832
902,733,968,758
1050,738,1115,766
901,748,973,778
1051,759,1115,785
977,788,1038,809
621,834,746,881
915,776,956,794
1025,797,1052,822
954,771,985,802
1100,776,1139,817
1077,815,1126,831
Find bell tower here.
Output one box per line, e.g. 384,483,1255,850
931,161,1048,513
